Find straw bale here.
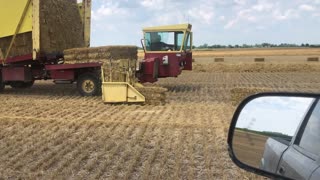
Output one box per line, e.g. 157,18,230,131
254,58,265,62
214,58,224,62
64,46,138,83
64,46,137,60
0,32,32,58
307,57,319,62
230,87,272,106
136,86,167,105
39,0,84,53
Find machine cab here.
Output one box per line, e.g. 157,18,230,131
139,24,193,83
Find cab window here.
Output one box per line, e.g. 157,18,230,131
144,31,184,51
184,32,191,51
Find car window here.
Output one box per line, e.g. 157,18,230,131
298,101,320,156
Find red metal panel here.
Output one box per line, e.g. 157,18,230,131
138,58,158,83
50,70,75,80
2,66,32,81
144,52,183,78
184,52,193,70
0,54,33,64
45,62,101,70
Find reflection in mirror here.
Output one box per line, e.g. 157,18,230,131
232,96,316,179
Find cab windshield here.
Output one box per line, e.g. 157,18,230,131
184,32,191,51
144,31,184,51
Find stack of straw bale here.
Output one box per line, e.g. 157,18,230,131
64,46,137,82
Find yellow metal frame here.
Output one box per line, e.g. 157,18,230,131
100,68,145,103
0,0,33,38
3,0,32,63
0,49,3,59
143,24,192,32
78,0,92,47
32,0,40,60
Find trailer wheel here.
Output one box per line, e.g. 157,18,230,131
10,81,34,89
77,73,101,96
0,74,4,92
23,81,34,88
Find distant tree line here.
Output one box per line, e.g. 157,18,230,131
194,43,320,49
236,127,292,141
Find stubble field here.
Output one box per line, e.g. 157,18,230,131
1,48,320,179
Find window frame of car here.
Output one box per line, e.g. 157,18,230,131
292,99,320,161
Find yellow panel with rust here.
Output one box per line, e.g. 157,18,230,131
101,82,145,103
0,0,33,38
143,24,192,32
102,82,127,102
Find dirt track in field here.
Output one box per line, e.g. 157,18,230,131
1,53,320,179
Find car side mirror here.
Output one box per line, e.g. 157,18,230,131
228,93,320,180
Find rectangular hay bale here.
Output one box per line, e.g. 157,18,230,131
136,86,167,105
214,58,224,62
64,46,138,83
254,58,265,62
307,57,319,62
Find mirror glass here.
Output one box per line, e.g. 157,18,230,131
232,96,318,179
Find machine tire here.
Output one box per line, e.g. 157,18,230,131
0,74,4,92
10,80,34,89
77,73,101,96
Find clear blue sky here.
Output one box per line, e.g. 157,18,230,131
87,0,320,47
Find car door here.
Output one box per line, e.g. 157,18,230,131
277,100,320,180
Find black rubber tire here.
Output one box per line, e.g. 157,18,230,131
77,73,101,96
22,80,34,88
10,80,34,89
0,73,4,92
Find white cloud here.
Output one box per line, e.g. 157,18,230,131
140,0,166,10
299,4,315,11
234,0,247,6
224,19,238,29
92,2,128,21
272,9,299,21
252,1,274,12
256,25,265,30
313,13,320,17
187,6,215,24
224,8,257,29
219,16,226,21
